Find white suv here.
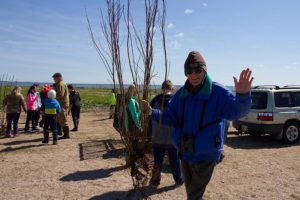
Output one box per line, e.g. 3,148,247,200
233,85,300,144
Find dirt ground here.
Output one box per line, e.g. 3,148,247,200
1,109,300,200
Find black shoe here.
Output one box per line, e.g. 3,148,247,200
53,140,58,145
60,135,70,139
32,127,41,131
175,179,184,186
42,139,49,144
149,180,160,187
71,128,78,132
24,129,32,133
61,126,70,139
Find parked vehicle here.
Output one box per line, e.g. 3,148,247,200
233,85,300,144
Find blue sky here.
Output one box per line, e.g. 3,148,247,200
1,0,300,86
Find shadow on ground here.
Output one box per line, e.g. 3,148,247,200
225,134,300,149
0,144,45,153
88,184,179,200
3,138,43,146
79,139,125,161
60,165,128,182
91,118,111,122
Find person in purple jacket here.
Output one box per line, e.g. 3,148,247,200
42,89,61,145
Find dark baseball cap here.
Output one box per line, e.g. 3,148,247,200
52,72,62,78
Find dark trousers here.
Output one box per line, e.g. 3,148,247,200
6,113,20,134
181,160,215,200
43,115,58,139
25,110,36,130
109,105,115,118
34,109,40,127
71,106,80,129
152,144,183,184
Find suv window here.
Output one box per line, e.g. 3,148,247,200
251,92,268,109
274,92,293,107
291,92,300,107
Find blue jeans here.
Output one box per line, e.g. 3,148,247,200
152,144,183,184
6,113,20,134
43,115,58,139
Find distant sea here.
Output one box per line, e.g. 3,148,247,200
3,81,235,91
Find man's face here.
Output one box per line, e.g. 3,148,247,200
186,68,206,87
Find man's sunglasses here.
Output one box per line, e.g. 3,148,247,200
185,67,205,75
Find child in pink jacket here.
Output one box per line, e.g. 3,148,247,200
24,85,39,132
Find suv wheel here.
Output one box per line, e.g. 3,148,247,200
282,122,300,144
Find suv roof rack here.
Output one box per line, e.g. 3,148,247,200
254,85,280,90
283,85,300,89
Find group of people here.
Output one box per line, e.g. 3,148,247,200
3,50,253,199
120,51,253,199
2,73,81,145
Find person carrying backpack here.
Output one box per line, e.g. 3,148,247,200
67,84,81,131
149,80,183,187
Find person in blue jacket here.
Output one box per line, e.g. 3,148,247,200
43,89,62,145
141,51,254,200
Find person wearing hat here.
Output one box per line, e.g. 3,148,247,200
43,89,61,145
149,80,183,187
39,84,51,127
52,72,70,139
141,51,254,199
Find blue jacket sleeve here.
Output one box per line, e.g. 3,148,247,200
151,92,180,128
218,89,252,120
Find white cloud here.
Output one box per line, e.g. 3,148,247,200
175,32,184,37
292,61,299,65
170,41,181,50
167,23,174,29
202,3,208,7
185,9,193,15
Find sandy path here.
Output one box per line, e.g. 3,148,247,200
1,109,300,200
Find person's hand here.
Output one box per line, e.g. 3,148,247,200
233,68,254,94
140,100,152,114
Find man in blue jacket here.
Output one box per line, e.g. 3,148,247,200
141,51,253,199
